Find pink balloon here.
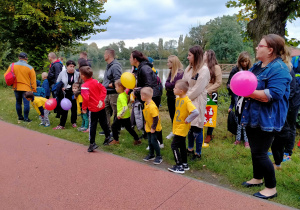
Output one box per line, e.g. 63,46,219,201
60,98,72,111
45,98,57,111
230,71,257,96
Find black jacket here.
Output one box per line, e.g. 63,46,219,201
48,62,63,87
289,69,300,108
135,61,160,98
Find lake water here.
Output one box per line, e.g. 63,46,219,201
92,60,187,86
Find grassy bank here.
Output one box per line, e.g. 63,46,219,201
0,82,299,208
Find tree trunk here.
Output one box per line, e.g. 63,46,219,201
247,0,294,53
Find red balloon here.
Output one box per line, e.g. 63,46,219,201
45,98,57,111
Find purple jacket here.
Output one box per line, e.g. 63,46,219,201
165,70,184,97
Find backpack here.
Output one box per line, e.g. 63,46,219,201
33,87,46,97
5,63,16,86
156,75,163,96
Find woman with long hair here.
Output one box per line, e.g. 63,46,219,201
227,51,252,148
183,45,210,160
203,50,222,143
165,55,184,139
240,34,291,199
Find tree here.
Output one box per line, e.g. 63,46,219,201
189,24,208,48
226,0,300,48
158,38,164,59
0,0,110,70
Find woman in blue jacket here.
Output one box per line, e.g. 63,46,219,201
239,34,291,200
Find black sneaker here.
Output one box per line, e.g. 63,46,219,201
153,156,163,165
168,165,184,174
23,118,32,122
87,143,98,152
103,137,111,145
183,163,190,171
191,154,201,161
143,154,155,161
99,131,105,135
187,149,194,157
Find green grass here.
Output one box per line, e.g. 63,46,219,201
0,83,300,208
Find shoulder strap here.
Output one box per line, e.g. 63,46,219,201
11,63,14,72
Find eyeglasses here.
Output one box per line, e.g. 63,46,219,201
257,45,268,48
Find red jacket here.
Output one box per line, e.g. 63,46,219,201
81,78,107,112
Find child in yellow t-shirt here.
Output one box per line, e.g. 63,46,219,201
141,87,163,165
167,80,199,174
72,83,89,132
24,91,50,127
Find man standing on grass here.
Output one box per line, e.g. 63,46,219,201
99,48,122,134
47,52,63,98
4,52,37,123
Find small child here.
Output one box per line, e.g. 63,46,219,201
24,91,50,127
167,80,199,174
141,87,163,165
79,66,111,152
109,80,141,145
72,83,89,132
41,72,50,99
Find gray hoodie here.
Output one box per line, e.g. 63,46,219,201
103,59,122,94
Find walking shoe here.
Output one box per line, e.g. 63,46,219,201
18,117,24,123
133,140,142,146
244,142,250,148
187,149,194,156
23,118,32,123
82,129,89,133
191,154,201,161
103,136,111,145
143,154,155,161
72,123,77,128
159,143,164,149
166,132,174,140
53,125,65,130
204,135,213,143
87,143,99,152
146,146,150,150
39,123,45,126
77,127,86,131
183,163,190,171
44,123,50,127
234,140,241,145
109,140,120,145
153,156,163,165
99,131,105,135
168,165,184,174
282,155,291,162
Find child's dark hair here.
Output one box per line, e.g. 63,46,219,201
175,80,189,93
79,66,93,79
24,91,34,99
72,82,81,98
114,79,125,89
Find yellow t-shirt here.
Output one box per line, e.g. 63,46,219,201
76,94,83,115
172,96,197,137
31,96,47,115
143,100,162,132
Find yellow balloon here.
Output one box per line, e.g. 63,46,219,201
121,72,136,89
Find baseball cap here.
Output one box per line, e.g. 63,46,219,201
19,52,28,59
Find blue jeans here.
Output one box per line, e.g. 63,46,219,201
188,126,203,155
14,91,29,120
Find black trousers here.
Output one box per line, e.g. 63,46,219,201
152,96,161,108
89,109,111,144
59,92,77,127
171,135,187,166
112,117,139,141
167,96,176,123
246,127,276,188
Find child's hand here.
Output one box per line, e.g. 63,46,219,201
82,109,87,114
150,128,155,133
97,100,103,108
185,120,188,124
117,116,121,119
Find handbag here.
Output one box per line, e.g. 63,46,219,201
227,110,237,135
5,63,16,86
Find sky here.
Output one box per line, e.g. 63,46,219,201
85,0,300,48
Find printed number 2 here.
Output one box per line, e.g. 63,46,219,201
176,110,181,122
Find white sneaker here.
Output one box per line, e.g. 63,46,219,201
159,144,164,149
146,146,149,150
166,132,174,139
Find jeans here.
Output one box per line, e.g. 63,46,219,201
14,91,30,120
188,126,203,155
147,132,161,157
171,135,187,165
284,105,300,155
246,127,276,188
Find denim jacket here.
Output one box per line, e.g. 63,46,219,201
240,57,291,132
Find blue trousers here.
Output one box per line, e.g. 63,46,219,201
188,126,203,155
14,91,30,120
